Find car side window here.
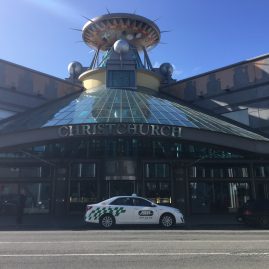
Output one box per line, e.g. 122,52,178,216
110,197,133,206
133,198,152,207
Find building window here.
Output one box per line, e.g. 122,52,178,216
0,166,50,178
210,168,224,178
189,166,249,179
145,163,169,178
71,163,96,178
226,167,249,178
107,70,135,88
188,166,209,178
105,160,136,176
69,181,97,207
254,165,269,178
144,181,171,204
22,183,51,214
189,182,251,214
0,183,18,215
189,167,197,178
0,183,51,214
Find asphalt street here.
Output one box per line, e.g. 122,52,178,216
0,229,269,269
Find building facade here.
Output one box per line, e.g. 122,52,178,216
1,13,269,217
162,54,269,135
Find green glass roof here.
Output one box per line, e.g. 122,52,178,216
0,86,267,141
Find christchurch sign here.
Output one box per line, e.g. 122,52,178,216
58,123,181,138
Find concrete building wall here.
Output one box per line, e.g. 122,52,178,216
162,54,269,135
0,59,82,119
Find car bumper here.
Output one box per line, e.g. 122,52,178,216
175,213,184,224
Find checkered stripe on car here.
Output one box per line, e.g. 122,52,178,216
88,207,126,220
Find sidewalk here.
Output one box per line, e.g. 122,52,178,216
0,214,244,230
185,214,244,229
0,214,86,230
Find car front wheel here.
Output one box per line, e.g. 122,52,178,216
160,213,175,228
99,214,115,229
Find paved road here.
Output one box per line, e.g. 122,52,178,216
0,229,269,269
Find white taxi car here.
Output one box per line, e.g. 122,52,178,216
85,195,184,228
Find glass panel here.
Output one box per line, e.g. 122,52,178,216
22,183,51,214
255,182,269,199
255,166,265,177
122,160,136,175
105,161,118,175
190,182,251,214
0,87,267,142
20,167,42,178
228,183,251,212
144,181,171,205
0,166,50,178
145,163,169,178
108,180,135,197
189,166,249,178
0,167,20,178
69,181,97,211
71,163,96,178
0,183,18,215
107,70,135,88
81,163,96,177
1,138,249,162
105,160,136,176
226,167,249,178
254,165,269,178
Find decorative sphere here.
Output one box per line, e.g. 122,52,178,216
126,34,134,41
160,63,174,77
113,39,130,54
68,61,83,76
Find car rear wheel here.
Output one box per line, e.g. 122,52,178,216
99,214,115,229
258,216,269,228
160,213,175,228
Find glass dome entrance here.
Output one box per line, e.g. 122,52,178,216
0,87,267,141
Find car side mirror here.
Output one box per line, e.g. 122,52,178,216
151,203,157,207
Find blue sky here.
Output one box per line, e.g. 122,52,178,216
0,0,269,80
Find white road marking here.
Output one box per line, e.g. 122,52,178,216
0,239,268,244
0,252,269,257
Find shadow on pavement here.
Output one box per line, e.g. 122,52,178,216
0,213,256,231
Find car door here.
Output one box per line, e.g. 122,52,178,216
109,197,134,224
132,198,159,224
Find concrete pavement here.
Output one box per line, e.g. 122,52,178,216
0,229,269,269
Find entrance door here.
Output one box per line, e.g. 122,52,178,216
108,180,135,197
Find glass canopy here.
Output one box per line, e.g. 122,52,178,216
0,86,267,141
